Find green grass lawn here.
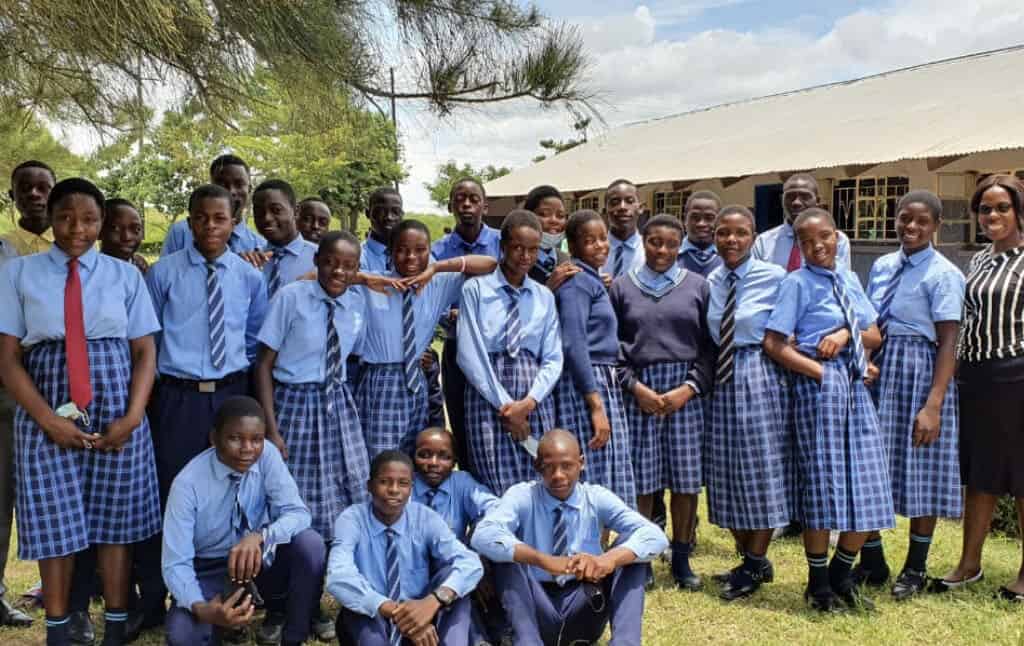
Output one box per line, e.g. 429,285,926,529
1,500,1022,645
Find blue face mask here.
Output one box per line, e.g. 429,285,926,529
541,231,565,250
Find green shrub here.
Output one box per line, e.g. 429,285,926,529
991,496,1020,537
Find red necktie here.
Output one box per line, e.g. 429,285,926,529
64,258,92,409
785,239,802,272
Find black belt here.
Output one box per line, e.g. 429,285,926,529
160,370,248,393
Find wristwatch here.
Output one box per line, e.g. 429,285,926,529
432,587,457,607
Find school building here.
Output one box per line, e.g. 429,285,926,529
483,45,1024,279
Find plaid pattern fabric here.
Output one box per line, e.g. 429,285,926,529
706,348,792,529
793,349,894,532
554,364,637,508
873,336,962,518
274,382,370,540
464,351,555,495
355,363,428,459
623,361,704,495
14,339,160,560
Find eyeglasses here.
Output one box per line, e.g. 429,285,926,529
978,203,1014,216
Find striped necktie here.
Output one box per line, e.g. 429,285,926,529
324,300,342,412
266,249,284,297
503,285,522,358
402,290,420,393
828,272,868,377
423,488,439,510
228,473,251,536
876,256,910,335
612,244,624,277
206,262,226,370
64,257,92,409
552,503,569,556
384,528,402,646
715,272,739,385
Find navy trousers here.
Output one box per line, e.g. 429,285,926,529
165,528,325,646
494,562,647,646
441,338,471,471
424,347,446,430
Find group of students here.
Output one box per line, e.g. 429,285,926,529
0,151,1021,646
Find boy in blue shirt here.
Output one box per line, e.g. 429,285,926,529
328,450,483,646
472,429,668,646
162,396,325,646
252,179,316,298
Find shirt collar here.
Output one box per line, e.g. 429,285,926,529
268,234,307,256
368,505,409,537
187,244,229,268
681,237,716,255
209,450,262,481
364,236,387,257
539,482,582,512
901,244,934,267
572,258,602,279
610,230,641,250
452,225,497,252
728,256,753,280
413,474,452,498
47,245,99,271
804,263,838,280
493,266,535,296
311,279,349,307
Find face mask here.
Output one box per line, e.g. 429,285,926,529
540,231,565,250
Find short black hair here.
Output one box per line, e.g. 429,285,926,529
317,229,360,256
213,396,266,434
188,184,233,213
368,186,402,208
47,178,105,216
897,190,942,221
298,196,329,210
11,160,56,185
523,185,562,212
642,213,684,237
565,209,604,248
714,204,755,230
685,190,722,212
500,209,542,244
606,178,637,193
449,177,486,200
783,173,820,196
389,218,431,250
792,206,836,232
209,154,250,179
254,179,297,207
370,450,413,479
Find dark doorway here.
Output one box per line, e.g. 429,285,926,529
754,183,784,233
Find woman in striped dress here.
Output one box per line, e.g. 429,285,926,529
856,191,964,600
554,209,637,508
609,214,714,590
932,175,1024,601
457,210,563,495
705,206,791,601
0,179,161,646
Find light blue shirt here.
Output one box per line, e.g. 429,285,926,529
765,265,877,355
257,280,365,383
326,502,484,618
161,444,311,610
471,481,668,584
146,246,269,379
752,222,852,270
160,219,267,257
361,272,463,364
0,246,159,346
431,225,501,263
360,237,389,272
413,472,499,540
866,246,965,342
456,269,563,408
601,230,645,278
707,258,786,347
677,237,724,277
264,235,316,296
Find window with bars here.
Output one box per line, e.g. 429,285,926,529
579,196,600,211
831,176,910,241
652,191,691,218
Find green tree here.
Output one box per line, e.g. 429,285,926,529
424,161,512,210
532,115,591,163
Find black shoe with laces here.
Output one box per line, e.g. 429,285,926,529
835,581,876,611
713,559,774,585
69,610,95,646
850,562,890,588
256,610,286,645
804,586,841,612
891,568,927,601
720,567,763,602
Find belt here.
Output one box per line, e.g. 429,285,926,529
160,370,248,393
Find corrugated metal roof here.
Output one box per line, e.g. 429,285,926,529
485,45,1024,198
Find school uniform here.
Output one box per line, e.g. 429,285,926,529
263,234,316,298
752,222,852,271
472,481,667,646
160,218,266,257
600,230,645,279
528,247,570,285
413,472,498,541
257,280,371,539
162,444,325,646
433,225,502,471
554,261,636,508
457,269,563,495
677,237,723,277
146,245,269,500
327,501,483,646
705,258,793,530
609,265,713,496
0,246,162,560
765,265,894,532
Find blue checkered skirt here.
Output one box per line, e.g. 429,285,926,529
873,336,961,518
554,364,636,508
355,363,427,459
623,361,703,495
274,382,370,540
464,351,555,495
793,351,894,532
706,348,793,529
14,339,161,560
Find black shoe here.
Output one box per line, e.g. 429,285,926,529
995,586,1024,603
311,608,336,642
256,610,286,645
0,597,33,627
69,610,95,645
927,569,983,593
674,572,703,591
891,569,927,601
850,562,890,588
720,568,762,602
835,581,876,612
713,559,774,585
804,586,841,612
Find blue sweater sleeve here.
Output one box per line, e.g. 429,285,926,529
556,277,599,395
